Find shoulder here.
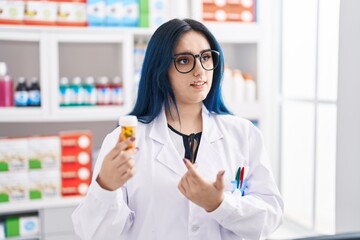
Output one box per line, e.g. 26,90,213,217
211,113,263,139
213,113,253,130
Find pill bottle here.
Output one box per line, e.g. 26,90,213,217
118,115,137,149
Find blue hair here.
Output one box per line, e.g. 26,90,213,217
129,18,231,123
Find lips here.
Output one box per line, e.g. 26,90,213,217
190,81,206,87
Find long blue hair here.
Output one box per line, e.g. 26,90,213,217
129,18,230,123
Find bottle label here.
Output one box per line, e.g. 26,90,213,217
29,90,41,106
84,87,97,105
59,87,71,106
15,91,29,106
111,87,124,105
97,87,110,105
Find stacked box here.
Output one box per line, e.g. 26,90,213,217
0,0,25,24
60,131,92,196
28,136,61,200
202,0,256,23
87,0,106,26
0,138,28,203
57,0,87,26
4,215,39,238
23,0,58,25
106,0,139,27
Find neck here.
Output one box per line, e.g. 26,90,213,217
166,103,203,135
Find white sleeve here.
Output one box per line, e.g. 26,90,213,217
72,129,135,240
207,123,284,240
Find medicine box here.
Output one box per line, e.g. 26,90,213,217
0,0,25,24
57,0,87,26
29,170,61,200
0,172,28,203
0,138,28,172
106,0,139,26
24,0,58,25
202,0,256,23
87,0,106,26
28,136,61,170
60,131,92,196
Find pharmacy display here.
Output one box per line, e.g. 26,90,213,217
0,131,93,203
0,0,168,28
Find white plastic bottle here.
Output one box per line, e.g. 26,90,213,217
221,65,233,105
232,69,245,104
243,73,256,102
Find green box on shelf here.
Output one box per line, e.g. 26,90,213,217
0,193,9,203
0,161,9,171
5,217,20,237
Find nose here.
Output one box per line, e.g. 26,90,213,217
193,55,205,76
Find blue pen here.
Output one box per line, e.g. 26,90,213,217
240,178,248,196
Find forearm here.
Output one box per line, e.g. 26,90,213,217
72,182,134,240
208,192,283,240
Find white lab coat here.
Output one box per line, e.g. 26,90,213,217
72,106,283,240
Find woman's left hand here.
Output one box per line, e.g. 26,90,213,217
178,159,225,212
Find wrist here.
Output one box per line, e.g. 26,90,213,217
96,175,114,191
205,194,224,212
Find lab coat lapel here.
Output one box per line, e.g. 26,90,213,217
196,107,224,179
150,107,186,176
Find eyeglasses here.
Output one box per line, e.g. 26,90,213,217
172,50,220,74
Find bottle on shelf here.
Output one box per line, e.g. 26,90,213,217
221,65,233,105
232,69,245,104
28,77,41,107
83,76,97,106
69,77,84,106
0,62,14,107
110,76,124,105
96,76,111,105
243,73,256,102
14,77,29,107
59,77,71,107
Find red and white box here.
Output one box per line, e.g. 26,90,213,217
60,131,92,197
202,0,256,23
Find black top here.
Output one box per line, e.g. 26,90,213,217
168,124,202,163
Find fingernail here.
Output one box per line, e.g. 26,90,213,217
130,137,136,142
183,158,189,164
135,147,140,151
220,170,225,176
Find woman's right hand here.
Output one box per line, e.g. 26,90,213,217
96,137,138,191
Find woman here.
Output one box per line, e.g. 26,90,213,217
72,18,283,240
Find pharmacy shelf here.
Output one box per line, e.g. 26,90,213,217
2,235,40,240
0,196,83,214
0,23,262,122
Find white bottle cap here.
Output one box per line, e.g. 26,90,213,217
118,115,137,126
0,62,7,76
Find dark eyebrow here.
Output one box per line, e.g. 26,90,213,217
174,49,212,56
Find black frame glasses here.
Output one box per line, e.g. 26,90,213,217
172,50,220,74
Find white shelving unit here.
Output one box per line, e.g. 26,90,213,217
0,26,155,122
0,1,277,239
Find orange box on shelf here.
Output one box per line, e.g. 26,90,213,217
202,0,256,23
60,131,92,197
57,0,87,26
0,0,25,25
23,0,58,25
